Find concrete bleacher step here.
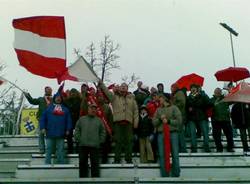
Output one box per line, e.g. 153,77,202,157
0,135,243,147
30,153,250,165
0,158,30,178
1,140,245,152
15,163,250,179
2,135,250,183
0,135,38,146
0,178,250,184
1,146,40,151
0,150,39,159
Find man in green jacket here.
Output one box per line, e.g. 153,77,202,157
99,81,139,163
24,86,52,153
210,88,234,152
74,103,106,178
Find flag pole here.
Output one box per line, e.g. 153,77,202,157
15,93,25,135
0,76,25,93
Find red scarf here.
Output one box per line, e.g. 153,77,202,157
44,96,52,106
53,104,64,115
163,123,171,172
87,92,112,136
146,100,160,118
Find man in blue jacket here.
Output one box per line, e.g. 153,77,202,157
40,92,72,164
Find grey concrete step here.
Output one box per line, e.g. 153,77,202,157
0,177,249,184
15,164,250,179
0,135,243,147
1,146,40,151
0,159,30,178
0,140,245,153
0,150,38,159
30,153,250,165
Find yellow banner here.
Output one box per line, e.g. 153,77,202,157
20,108,38,135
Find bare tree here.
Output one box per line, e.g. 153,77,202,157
0,63,24,135
0,85,23,135
99,35,120,81
85,42,97,70
73,48,81,57
73,35,121,82
121,73,140,88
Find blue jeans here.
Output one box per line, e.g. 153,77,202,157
45,138,65,164
189,120,210,151
158,132,180,177
178,126,187,153
37,125,45,152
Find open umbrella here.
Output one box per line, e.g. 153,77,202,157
176,73,204,91
223,82,250,103
215,67,250,82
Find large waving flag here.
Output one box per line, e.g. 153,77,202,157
13,16,67,79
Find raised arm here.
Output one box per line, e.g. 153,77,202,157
98,81,115,102
24,92,40,105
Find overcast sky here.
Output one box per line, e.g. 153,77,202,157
0,0,250,97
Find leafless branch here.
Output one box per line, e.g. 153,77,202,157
85,42,97,69
121,73,140,88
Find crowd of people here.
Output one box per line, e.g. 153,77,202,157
23,80,250,178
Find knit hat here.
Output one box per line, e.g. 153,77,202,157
53,92,62,103
89,103,98,108
140,105,148,112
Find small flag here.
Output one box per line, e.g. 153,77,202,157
58,56,99,84
0,77,6,86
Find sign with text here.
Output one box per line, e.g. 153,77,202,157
20,108,38,135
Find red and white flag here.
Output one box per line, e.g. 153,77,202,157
0,77,6,86
58,56,99,84
13,16,67,79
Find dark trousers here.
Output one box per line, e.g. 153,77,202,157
114,123,133,163
239,127,250,151
211,120,234,151
79,146,100,178
67,131,73,154
151,133,158,163
101,134,111,164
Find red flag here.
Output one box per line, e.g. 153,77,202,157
0,80,5,86
163,123,171,172
13,16,67,80
0,77,6,86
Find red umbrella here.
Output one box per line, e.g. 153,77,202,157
223,82,250,103
215,67,250,82
176,73,204,91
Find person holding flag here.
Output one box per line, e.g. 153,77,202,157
96,89,113,164
153,94,182,177
98,80,139,164
24,86,53,153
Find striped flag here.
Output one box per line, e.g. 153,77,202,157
12,16,67,79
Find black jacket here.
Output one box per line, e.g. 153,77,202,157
138,115,154,138
231,103,250,129
187,92,211,122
